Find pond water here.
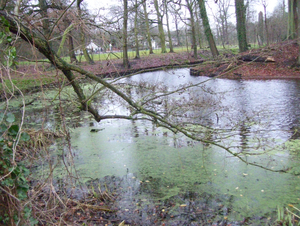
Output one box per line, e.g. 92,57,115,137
3,68,300,224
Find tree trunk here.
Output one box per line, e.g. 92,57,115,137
164,0,174,53
263,3,269,45
174,13,181,46
297,0,300,66
142,0,154,54
258,11,264,46
77,0,94,64
134,0,140,59
60,20,78,64
39,0,51,40
235,0,248,52
0,11,141,122
287,0,298,39
198,0,219,57
186,0,197,58
217,0,230,47
293,0,298,39
123,0,130,68
154,0,167,53
194,8,203,49
68,34,78,64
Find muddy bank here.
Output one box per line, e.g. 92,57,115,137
84,52,205,78
190,40,300,79
1,51,205,100
37,174,275,226
12,51,206,80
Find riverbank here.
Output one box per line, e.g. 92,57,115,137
1,51,205,100
2,40,300,99
190,40,300,79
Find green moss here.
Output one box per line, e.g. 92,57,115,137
0,77,55,93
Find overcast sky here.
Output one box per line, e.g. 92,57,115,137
85,0,285,24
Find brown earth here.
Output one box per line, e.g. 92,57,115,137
11,51,206,81
9,40,300,83
190,40,300,79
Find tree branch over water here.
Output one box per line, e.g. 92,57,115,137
0,10,294,176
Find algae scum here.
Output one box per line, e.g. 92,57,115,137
3,68,300,224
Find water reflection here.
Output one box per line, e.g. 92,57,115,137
3,68,300,221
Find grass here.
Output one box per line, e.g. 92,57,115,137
9,45,246,93
0,77,56,93
277,205,300,226
18,46,193,65
18,44,264,66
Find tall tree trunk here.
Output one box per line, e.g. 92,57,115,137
263,3,269,45
235,0,248,52
134,0,140,59
297,0,300,66
68,34,78,64
57,21,78,64
198,0,219,57
194,8,203,49
258,11,264,46
217,0,230,47
142,0,154,54
154,0,167,53
174,13,181,46
186,0,197,58
123,0,130,68
39,0,50,40
77,0,94,64
287,0,298,39
293,0,298,38
164,0,174,53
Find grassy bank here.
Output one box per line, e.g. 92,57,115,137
1,77,56,94
3,45,242,94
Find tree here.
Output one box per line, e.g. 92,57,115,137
154,0,167,53
1,2,297,224
194,6,203,49
257,11,264,46
77,0,94,64
142,0,154,54
68,29,78,64
288,0,298,39
186,0,197,58
261,0,269,45
198,0,219,57
235,0,248,52
215,0,231,48
60,17,78,64
123,0,130,68
170,5,182,46
134,0,140,59
164,0,174,53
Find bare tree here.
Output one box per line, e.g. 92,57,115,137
142,0,154,54
77,0,94,64
134,0,140,58
164,0,174,52
215,0,232,48
154,0,167,53
170,4,183,46
235,0,248,52
123,0,130,68
185,0,197,57
198,0,219,57
257,11,264,46
287,0,298,40
261,0,269,45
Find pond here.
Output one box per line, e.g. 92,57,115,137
3,68,300,224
